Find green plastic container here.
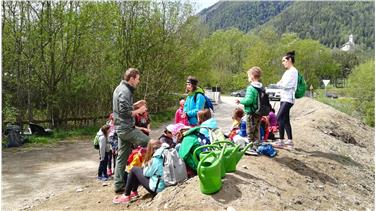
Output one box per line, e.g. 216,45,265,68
212,141,253,172
194,144,226,178
197,149,225,195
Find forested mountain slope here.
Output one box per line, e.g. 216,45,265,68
199,1,374,49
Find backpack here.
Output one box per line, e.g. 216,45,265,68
208,128,226,143
256,144,277,157
295,72,306,98
194,93,214,112
161,148,188,186
252,86,271,116
127,146,146,171
93,134,100,150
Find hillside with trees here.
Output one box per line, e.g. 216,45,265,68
199,1,374,50
198,1,292,33
2,1,374,129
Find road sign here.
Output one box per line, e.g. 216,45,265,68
322,80,330,97
323,80,330,86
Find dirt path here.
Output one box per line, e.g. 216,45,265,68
2,96,374,211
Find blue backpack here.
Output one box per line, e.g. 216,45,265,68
194,93,214,112
257,144,277,157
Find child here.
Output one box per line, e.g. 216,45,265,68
267,108,278,140
235,66,263,152
134,103,151,136
228,107,244,141
97,124,111,181
107,113,117,176
175,98,189,125
197,109,217,145
112,139,166,204
159,125,175,148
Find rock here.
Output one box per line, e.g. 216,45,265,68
227,206,236,211
294,200,303,205
242,165,248,169
65,206,70,209
102,182,109,186
76,188,84,192
97,201,101,203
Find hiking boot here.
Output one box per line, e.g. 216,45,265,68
114,187,125,194
112,194,132,204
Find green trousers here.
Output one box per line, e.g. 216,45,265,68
114,128,150,191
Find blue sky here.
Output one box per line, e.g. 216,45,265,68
193,0,219,13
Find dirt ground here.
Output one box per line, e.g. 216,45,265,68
2,96,374,211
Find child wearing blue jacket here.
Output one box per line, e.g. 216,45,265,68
112,139,166,204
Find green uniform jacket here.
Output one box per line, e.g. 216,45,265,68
178,127,201,172
239,84,258,114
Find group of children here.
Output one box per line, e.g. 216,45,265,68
99,52,300,203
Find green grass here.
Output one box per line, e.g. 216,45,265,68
150,108,175,129
3,109,177,146
315,88,357,117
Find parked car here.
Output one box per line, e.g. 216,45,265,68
326,92,338,99
265,84,282,101
230,89,246,97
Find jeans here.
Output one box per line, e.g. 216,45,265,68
277,101,294,140
98,152,109,178
114,128,150,191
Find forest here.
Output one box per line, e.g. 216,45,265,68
2,1,374,128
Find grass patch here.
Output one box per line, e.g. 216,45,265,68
150,108,175,129
315,88,357,117
3,110,177,146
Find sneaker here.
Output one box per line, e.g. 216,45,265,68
245,148,258,156
284,139,294,149
97,176,108,181
112,194,132,204
271,139,285,149
107,168,113,176
130,191,140,199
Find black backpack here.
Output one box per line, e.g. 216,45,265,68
251,86,271,116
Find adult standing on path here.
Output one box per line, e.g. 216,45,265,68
112,68,150,193
273,51,298,149
183,76,206,126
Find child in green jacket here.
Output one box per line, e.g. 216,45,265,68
235,67,263,151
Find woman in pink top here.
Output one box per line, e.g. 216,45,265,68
175,98,189,125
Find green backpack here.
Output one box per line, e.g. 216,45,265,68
295,72,306,99
93,134,100,150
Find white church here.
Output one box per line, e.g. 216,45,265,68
340,34,355,51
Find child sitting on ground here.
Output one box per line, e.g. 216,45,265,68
267,108,278,140
159,125,175,148
197,109,217,145
228,107,244,141
113,139,166,204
